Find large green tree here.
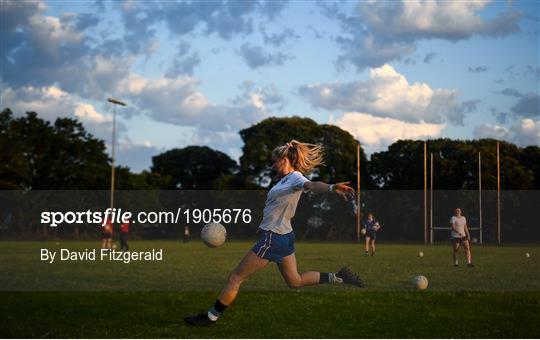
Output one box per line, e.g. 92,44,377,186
0,109,110,190
518,146,540,190
369,138,535,190
239,116,371,188
151,146,237,189
114,167,170,190
0,109,113,238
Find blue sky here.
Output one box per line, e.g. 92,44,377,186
1,0,539,172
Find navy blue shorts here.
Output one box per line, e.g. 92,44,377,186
251,229,295,263
452,236,469,244
366,231,377,240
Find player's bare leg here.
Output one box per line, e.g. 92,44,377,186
369,239,376,256
278,253,364,288
218,251,269,305
364,237,370,256
452,241,460,266
278,253,321,288
463,240,473,267
185,251,268,326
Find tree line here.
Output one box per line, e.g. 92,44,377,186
1,108,539,242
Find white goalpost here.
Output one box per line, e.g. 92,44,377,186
429,151,483,244
425,147,494,245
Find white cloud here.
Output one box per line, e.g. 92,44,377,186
74,103,112,124
27,14,84,57
0,85,120,142
116,138,161,172
2,2,132,100
512,119,540,146
329,112,445,153
188,129,243,162
231,81,284,111
3,3,92,86
118,74,282,132
300,64,473,125
2,85,73,120
80,54,133,100
326,1,521,70
363,1,508,39
472,123,512,140
473,119,540,146
120,74,209,121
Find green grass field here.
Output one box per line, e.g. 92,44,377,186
1,241,539,338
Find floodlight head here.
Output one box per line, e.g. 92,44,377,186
108,98,127,106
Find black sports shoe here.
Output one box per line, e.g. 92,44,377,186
184,312,215,327
336,266,364,287
467,263,474,268
454,263,459,267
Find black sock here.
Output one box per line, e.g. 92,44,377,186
208,299,227,321
320,272,331,283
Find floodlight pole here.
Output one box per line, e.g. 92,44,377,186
497,141,501,244
356,142,361,243
430,152,433,245
479,152,483,245
107,98,127,211
424,141,427,244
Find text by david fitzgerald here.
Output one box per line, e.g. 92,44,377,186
41,249,163,264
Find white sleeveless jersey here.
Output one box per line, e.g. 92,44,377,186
258,171,310,235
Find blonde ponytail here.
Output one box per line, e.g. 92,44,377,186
272,139,324,174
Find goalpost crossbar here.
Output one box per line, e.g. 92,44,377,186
432,227,481,231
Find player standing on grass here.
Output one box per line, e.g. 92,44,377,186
119,220,129,251
363,212,380,257
183,226,190,243
101,217,113,249
185,140,364,326
450,208,474,267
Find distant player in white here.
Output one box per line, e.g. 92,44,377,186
450,208,474,267
185,140,364,326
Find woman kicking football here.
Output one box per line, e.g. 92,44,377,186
185,140,364,326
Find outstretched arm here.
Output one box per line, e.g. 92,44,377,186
304,181,355,201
